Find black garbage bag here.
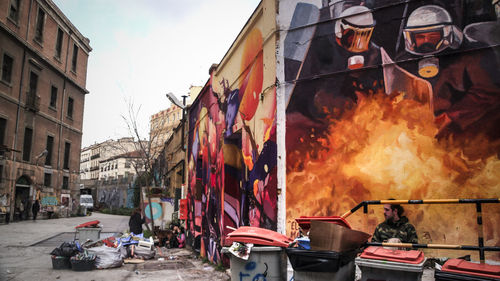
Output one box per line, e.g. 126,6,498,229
50,242,80,257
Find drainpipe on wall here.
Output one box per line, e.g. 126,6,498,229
9,0,34,222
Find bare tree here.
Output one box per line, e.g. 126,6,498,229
118,98,166,237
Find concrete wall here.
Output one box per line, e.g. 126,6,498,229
278,0,500,260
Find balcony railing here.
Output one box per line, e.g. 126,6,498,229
26,92,40,112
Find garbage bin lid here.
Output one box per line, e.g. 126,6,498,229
226,226,293,247
360,246,425,264
442,259,500,279
295,216,351,231
75,220,100,229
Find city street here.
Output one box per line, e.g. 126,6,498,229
0,213,230,281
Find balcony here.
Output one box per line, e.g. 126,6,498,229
26,92,40,112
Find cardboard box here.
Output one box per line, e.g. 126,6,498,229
310,221,371,252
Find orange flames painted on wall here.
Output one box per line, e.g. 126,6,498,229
238,28,263,121
287,93,500,259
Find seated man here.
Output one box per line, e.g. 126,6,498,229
372,202,418,244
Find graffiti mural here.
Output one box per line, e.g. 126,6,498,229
283,0,500,259
187,20,278,263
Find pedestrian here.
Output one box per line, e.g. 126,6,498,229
32,200,40,221
176,226,186,248
129,208,145,235
18,199,24,221
172,225,185,248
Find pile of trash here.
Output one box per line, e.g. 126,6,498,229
82,232,156,269
50,221,156,270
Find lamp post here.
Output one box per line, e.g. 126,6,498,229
165,92,188,218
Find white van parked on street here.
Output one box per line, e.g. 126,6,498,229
80,195,94,211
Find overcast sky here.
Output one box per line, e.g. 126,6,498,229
52,0,261,148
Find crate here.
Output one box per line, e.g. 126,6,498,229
70,257,95,271
51,255,71,269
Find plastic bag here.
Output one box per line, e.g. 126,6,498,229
50,242,80,257
87,245,123,269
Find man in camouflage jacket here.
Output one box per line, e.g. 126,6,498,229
372,203,418,244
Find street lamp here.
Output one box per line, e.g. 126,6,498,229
34,149,48,196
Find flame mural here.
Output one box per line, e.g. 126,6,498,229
284,0,500,260
187,26,277,263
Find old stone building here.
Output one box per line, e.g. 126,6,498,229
149,86,202,158
0,0,91,220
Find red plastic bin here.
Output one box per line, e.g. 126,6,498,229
438,259,500,280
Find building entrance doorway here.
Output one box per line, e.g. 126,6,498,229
14,176,31,221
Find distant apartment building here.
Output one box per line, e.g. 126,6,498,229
149,86,202,157
79,137,140,180
99,150,144,180
0,0,91,220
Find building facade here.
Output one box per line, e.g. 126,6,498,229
0,0,91,220
149,85,202,159
79,137,145,209
181,0,500,264
79,137,139,180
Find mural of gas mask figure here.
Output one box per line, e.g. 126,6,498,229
286,3,384,154
396,4,500,157
335,6,375,56
403,5,463,78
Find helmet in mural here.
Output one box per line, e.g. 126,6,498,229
403,5,463,55
334,6,375,53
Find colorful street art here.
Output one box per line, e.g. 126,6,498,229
41,196,58,206
142,197,175,228
187,24,278,263
283,0,500,259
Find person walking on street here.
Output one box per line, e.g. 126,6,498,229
32,200,40,221
129,208,145,235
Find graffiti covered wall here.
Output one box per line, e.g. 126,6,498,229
186,1,278,263
281,0,500,259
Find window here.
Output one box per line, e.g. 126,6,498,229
34,7,45,42
43,173,51,187
22,127,33,161
0,118,5,157
67,97,73,118
8,0,20,23
29,71,38,95
0,164,3,182
0,117,6,146
50,86,57,108
63,142,70,169
62,176,68,189
55,28,63,58
125,160,131,168
71,44,78,72
1,54,14,84
45,135,53,166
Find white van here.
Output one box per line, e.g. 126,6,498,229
80,195,94,211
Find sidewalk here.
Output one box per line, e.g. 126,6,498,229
0,213,230,281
